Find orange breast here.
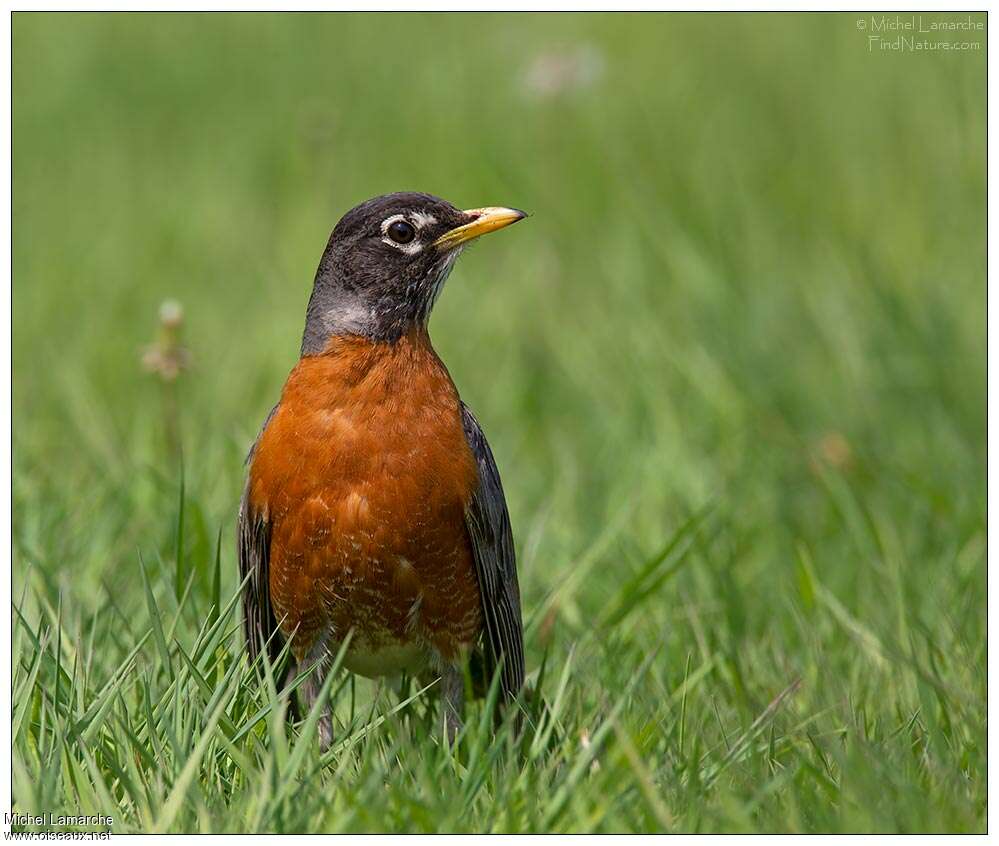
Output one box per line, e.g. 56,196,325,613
248,329,482,666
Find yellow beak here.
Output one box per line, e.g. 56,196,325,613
433,206,527,250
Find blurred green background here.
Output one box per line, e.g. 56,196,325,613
13,12,986,833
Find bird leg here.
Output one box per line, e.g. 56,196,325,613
297,638,335,751
441,664,465,745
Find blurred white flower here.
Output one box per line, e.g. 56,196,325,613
142,299,190,382
523,44,605,98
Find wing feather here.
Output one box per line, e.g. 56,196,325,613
238,406,284,666
461,403,525,701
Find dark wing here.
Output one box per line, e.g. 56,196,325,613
238,406,284,667
461,402,525,701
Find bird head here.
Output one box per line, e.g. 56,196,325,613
301,191,526,352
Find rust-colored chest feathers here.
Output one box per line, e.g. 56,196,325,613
248,330,481,670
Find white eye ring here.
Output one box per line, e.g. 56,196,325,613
380,214,424,255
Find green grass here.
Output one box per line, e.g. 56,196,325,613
12,12,986,833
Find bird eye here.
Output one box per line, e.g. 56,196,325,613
387,220,416,244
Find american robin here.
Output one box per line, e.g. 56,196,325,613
239,192,526,745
